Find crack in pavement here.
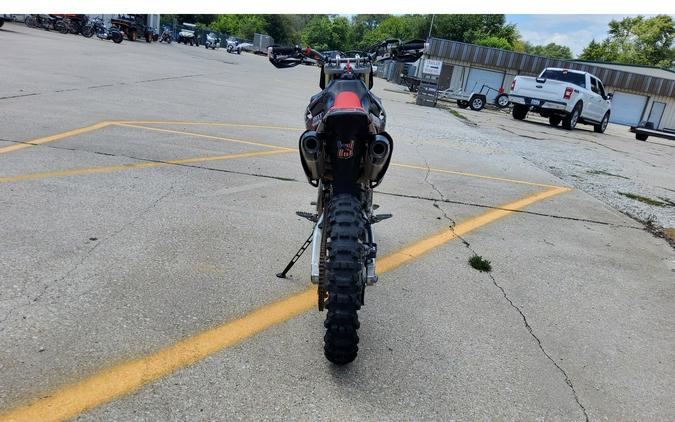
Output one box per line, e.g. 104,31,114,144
376,190,644,230
486,270,590,421
0,72,218,101
0,188,175,331
414,144,590,422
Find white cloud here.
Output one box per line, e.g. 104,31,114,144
513,14,675,57
520,28,605,57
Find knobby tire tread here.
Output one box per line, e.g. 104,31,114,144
323,194,366,365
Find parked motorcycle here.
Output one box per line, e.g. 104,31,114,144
81,18,122,43
205,32,220,50
270,40,426,364
25,14,56,30
144,27,158,43
159,26,172,43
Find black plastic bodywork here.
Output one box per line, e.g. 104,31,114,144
299,77,392,192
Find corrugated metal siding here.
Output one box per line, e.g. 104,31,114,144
429,38,675,98
644,94,675,129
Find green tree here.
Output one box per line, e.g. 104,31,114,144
211,14,266,40
300,15,334,50
475,36,513,50
429,14,519,46
523,41,573,59
579,15,675,67
358,15,425,49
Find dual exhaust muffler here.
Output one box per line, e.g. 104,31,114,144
364,134,391,183
299,131,392,183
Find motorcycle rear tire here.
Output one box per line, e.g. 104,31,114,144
111,32,123,44
55,21,68,34
323,193,366,365
81,25,94,38
25,15,37,28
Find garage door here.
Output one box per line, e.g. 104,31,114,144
609,91,648,126
464,67,504,101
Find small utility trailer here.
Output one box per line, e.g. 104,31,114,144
630,122,675,142
437,83,510,112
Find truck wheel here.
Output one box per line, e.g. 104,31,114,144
129,30,137,41
562,102,582,130
512,104,528,120
457,100,469,109
594,112,610,133
549,116,562,127
495,93,510,108
636,133,648,141
469,95,486,111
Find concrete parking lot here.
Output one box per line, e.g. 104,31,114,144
438,98,675,243
1,23,674,422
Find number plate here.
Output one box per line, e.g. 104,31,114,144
530,99,541,106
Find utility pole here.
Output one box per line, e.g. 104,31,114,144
428,14,435,40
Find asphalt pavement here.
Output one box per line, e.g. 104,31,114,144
1,23,674,422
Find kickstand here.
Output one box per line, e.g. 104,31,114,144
276,226,316,279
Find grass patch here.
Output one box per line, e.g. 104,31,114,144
587,169,629,179
447,108,468,121
617,192,668,207
664,228,675,244
469,254,492,272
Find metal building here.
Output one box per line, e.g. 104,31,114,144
421,37,675,129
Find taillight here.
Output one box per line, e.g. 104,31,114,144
563,87,573,100
511,79,516,91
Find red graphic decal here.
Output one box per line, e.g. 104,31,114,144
337,140,354,159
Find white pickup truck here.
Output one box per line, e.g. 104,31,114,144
509,68,612,132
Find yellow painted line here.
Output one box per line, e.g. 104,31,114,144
112,120,304,131
378,186,571,273
0,121,112,155
0,149,293,184
391,162,563,188
0,186,571,422
114,123,296,151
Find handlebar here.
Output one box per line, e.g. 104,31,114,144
269,45,299,56
400,42,425,51
268,39,427,69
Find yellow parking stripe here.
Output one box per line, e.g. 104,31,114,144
0,121,112,155
0,187,570,422
112,120,304,131
114,123,296,151
0,149,293,184
390,162,562,188
378,186,571,273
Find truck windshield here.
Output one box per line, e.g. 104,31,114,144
540,69,586,88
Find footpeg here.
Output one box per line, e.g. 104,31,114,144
296,211,318,222
370,213,393,223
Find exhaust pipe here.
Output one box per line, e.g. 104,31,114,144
299,130,321,181
364,134,391,182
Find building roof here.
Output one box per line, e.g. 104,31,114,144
571,60,675,80
428,38,675,97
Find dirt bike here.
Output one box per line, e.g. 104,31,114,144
270,39,426,364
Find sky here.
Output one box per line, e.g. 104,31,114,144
506,14,655,57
